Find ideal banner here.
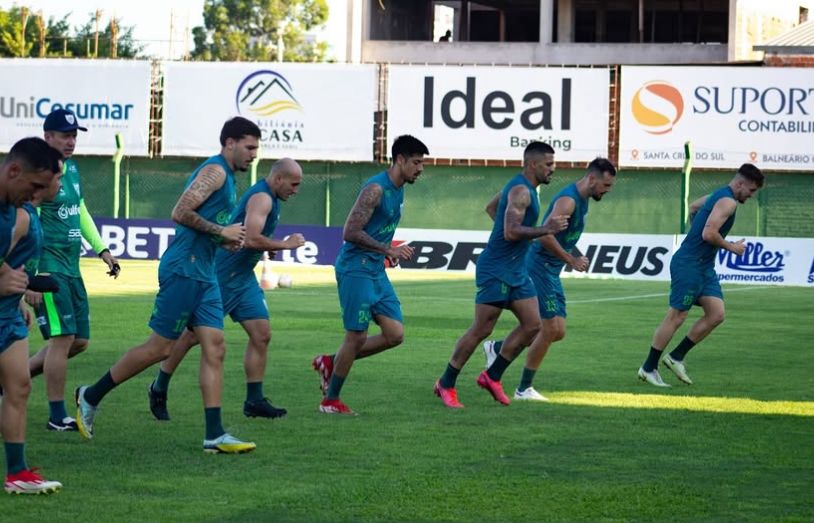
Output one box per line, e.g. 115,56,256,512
0,59,151,156
161,62,376,161
387,65,609,162
619,66,814,171
391,228,814,286
81,217,344,266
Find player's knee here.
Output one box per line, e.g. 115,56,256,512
385,328,404,348
552,327,566,342
70,339,89,356
5,378,31,404
708,310,725,327
251,330,271,348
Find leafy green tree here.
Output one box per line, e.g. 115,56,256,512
192,0,329,62
0,7,141,58
67,12,143,58
0,6,34,57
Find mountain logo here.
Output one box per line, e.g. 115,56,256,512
236,70,303,117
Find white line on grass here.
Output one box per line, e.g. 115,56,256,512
270,284,773,306
568,285,769,305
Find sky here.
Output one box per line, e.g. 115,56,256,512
2,0,347,60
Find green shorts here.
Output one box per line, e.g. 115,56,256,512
335,271,402,332
35,273,90,340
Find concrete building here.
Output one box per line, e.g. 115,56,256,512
334,0,813,64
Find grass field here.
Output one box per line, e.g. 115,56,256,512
4,260,813,522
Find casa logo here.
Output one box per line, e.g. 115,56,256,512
236,70,302,117
631,81,684,135
717,242,784,272
235,70,304,145
57,203,80,220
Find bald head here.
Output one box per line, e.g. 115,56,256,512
271,158,301,178
268,157,303,201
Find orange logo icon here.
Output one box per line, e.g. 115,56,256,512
631,81,684,135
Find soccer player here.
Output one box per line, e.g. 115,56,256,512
434,141,568,408
311,135,428,415
148,158,304,420
0,137,63,494
75,117,258,454
638,163,764,387
26,109,120,433
482,158,617,401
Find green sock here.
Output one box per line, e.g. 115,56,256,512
486,354,511,381
326,374,346,400
204,407,225,440
246,381,264,403
152,369,173,393
4,442,26,474
518,367,537,392
48,400,68,423
84,370,117,406
669,336,696,361
439,363,461,389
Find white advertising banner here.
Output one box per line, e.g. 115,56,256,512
392,227,814,286
619,66,814,171
387,66,609,162
712,236,814,286
0,59,151,155
162,62,376,160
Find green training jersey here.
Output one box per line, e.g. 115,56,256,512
38,159,83,277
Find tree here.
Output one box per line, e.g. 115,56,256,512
0,7,142,58
0,6,34,57
68,12,144,58
191,0,329,62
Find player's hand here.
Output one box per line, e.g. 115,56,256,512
19,302,33,328
100,250,121,279
221,223,246,244
222,239,243,252
728,238,746,256
0,265,29,296
542,214,569,235
386,243,414,261
24,290,42,307
284,233,306,250
569,256,589,272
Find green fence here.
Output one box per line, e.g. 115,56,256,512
75,156,814,238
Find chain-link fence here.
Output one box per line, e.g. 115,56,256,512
76,155,814,238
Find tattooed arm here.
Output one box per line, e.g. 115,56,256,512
343,184,388,254
171,164,244,243
504,185,569,241
343,184,413,260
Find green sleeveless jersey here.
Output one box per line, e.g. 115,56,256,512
38,159,83,276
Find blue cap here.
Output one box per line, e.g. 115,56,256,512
43,109,88,132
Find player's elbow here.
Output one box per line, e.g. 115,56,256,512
170,207,185,224
342,228,358,243
701,229,715,243
504,229,519,242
